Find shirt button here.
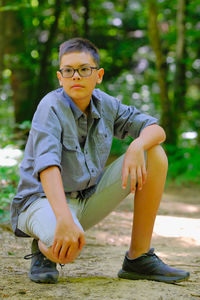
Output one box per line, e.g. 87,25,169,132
85,150,88,155
105,134,107,138
91,169,94,173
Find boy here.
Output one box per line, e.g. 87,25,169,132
11,37,189,284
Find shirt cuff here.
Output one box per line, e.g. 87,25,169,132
33,153,62,180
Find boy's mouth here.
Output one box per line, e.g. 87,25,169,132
71,84,84,89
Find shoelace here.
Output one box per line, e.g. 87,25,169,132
145,251,167,267
24,251,41,260
24,251,64,268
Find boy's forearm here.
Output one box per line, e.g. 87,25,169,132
133,124,166,151
40,166,74,221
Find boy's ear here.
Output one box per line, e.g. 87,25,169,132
57,71,63,86
96,68,104,85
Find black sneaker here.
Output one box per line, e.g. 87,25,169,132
24,239,59,284
118,248,190,283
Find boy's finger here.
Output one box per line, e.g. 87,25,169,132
142,165,147,183
121,167,129,189
78,234,86,250
52,240,56,253
130,169,136,193
136,167,142,191
65,243,78,261
52,238,59,254
53,241,62,258
59,244,70,261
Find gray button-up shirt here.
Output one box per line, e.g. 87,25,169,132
10,88,158,236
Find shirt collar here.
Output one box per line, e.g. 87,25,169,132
62,89,83,120
90,97,101,119
61,88,102,120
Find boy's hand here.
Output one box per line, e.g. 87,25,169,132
52,217,85,264
122,138,147,194
40,166,85,264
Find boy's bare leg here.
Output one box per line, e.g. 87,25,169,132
128,145,168,259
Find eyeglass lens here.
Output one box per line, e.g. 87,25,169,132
61,67,93,78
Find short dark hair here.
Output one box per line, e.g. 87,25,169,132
59,37,100,66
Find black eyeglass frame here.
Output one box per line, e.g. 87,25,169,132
59,66,99,78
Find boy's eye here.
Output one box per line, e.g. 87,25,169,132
64,68,73,73
80,67,90,72
62,68,74,77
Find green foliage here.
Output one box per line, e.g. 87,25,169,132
101,70,158,118
0,0,200,223
1,0,200,135
0,98,31,148
110,139,200,187
0,165,19,222
110,137,133,156
166,145,200,186
0,101,24,223
0,98,15,147
0,1,31,11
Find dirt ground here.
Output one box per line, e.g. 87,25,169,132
1,187,200,300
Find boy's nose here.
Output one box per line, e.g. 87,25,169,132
72,70,81,79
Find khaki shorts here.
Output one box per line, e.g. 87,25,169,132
18,153,138,247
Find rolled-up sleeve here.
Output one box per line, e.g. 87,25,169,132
114,102,158,139
31,101,62,180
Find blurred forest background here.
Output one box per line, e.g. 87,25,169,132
0,0,200,222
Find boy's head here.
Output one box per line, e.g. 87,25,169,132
57,38,104,108
59,37,100,67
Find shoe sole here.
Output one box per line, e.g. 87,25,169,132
118,269,190,283
29,272,58,284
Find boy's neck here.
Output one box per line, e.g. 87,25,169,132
72,97,91,116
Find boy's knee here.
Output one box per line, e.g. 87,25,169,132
147,145,168,170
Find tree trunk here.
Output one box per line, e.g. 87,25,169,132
173,0,187,142
83,0,89,38
0,1,14,84
1,9,33,123
147,0,175,145
70,0,79,37
36,0,62,106
0,3,5,83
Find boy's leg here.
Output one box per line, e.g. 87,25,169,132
18,197,84,249
119,145,189,282
79,153,131,230
79,145,189,283
129,144,168,259
79,145,165,252
17,197,84,283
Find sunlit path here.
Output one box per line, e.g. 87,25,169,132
154,215,200,246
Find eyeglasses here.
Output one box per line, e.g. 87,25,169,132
59,66,98,78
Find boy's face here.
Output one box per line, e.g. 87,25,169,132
57,52,104,108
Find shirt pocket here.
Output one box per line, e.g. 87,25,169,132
63,136,80,152
62,136,82,177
